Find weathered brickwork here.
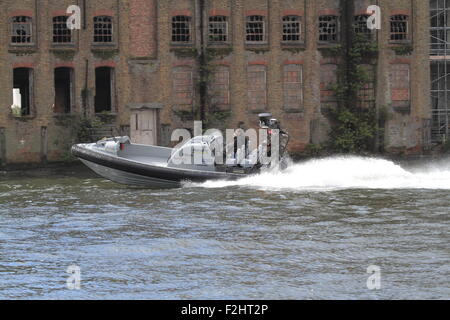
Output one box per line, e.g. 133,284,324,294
0,0,432,165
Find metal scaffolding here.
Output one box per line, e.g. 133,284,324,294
430,0,450,142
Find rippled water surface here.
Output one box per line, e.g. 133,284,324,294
0,157,449,299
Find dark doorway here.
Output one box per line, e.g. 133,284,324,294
54,67,73,113
13,68,32,116
95,67,113,113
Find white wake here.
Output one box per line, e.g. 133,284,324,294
191,156,450,191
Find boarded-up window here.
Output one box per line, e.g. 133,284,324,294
358,64,376,109
283,64,303,110
389,64,410,109
320,64,338,107
173,67,194,106
247,65,267,111
209,66,230,110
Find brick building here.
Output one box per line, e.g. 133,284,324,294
0,0,439,165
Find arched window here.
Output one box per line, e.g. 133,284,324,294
172,66,194,106
209,66,230,109
11,16,33,44
283,64,303,111
172,16,191,43
209,16,228,43
95,67,114,113
390,15,409,41
282,16,301,42
53,16,72,43
54,67,74,114
93,16,113,43
246,15,266,43
247,65,267,110
12,68,33,116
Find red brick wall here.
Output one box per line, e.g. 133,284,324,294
129,0,156,58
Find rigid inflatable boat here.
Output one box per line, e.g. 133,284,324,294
71,114,289,188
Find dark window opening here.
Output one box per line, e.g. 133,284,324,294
319,15,338,42
354,15,372,38
172,16,191,43
390,15,408,41
209,16,228,42
11,16,32,44
95,67,113,113
282,15,301,42
54,67,73,114
246,15,265,43
94,16,113,43
53,16,72,43
13,68,33,116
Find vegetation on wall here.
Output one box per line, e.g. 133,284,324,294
392,43,413,56
325,31,382,154
54,114,104,143
53,114,105,161
442,139,450,154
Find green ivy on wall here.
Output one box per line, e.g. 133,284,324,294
326,34,382,154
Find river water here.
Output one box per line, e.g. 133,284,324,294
0,156,449,299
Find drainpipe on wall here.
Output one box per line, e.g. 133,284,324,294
83,59,89,117
198,0,207,121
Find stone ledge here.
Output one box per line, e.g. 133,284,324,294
127,102,164,110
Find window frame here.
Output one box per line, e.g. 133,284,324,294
171,15,193,44
12,67,34,117
93,15,114,44
353,14,373,39
282,15,302,44
247,64,267,111
283,64,304,111
245,15,267,44
10,16,34,46
172,66,195,106
52,15,73,45
94,66,116,113
209,65,230,109
390,14,409,42
54,67,75,114
318,15,339,43
208,15,229,44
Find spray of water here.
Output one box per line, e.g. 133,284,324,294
190,156,450,191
